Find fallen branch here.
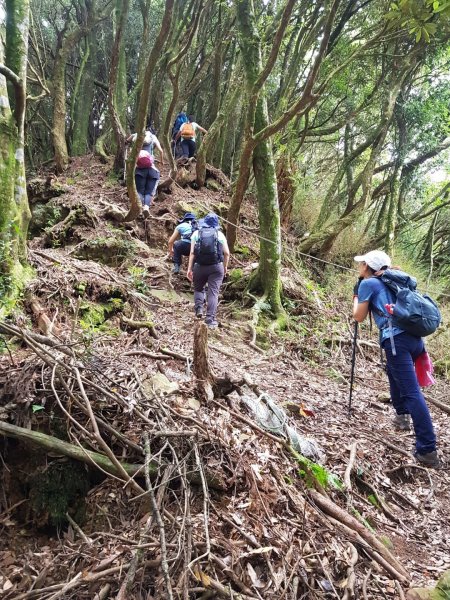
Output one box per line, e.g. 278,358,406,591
0,421,153,478
344,442,357,491
342,543,358,600
426,394,450,415
121,315,158,338
309,489,409,583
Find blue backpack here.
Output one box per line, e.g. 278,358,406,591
172,112,188,139
378,269,441,338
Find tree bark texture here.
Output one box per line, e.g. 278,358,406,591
0,0,31,312
109,0,130,172
125,0,175,222
193,321,214,402
71,32,97,156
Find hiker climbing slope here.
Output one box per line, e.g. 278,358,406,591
174,115,208,160
187,213,229,328
127,127,164,217
352,250,440,468
171,112,188,158
168,212,197,274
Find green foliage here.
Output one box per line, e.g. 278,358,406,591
127,266,149,293
386,0,450,42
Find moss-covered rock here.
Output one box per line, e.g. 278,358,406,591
73,235,134,265
29,200,70,238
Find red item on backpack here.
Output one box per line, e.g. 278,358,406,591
414,351,435,387
136,150,154,168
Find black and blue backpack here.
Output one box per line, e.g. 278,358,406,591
172,112,188,139
194,228,223,265
378,269,441,338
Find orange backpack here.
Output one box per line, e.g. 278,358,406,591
180,122,195,139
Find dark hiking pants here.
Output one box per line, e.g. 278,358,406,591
135,166,160,206
181,138,196,158
193,262,224,325
382,332,436,455
173,239,191,265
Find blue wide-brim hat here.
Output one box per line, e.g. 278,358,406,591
203,212,219,228
179,212,196,223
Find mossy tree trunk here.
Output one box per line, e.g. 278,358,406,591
71,32,97,156
52,27,86,173
108,0,130,172
0,0,31,311
125,0,175,221
234,0,296,320
250,99,285,319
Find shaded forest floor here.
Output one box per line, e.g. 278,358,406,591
0,156,449,599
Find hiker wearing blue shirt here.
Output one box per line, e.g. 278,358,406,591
187,213,229,328
352,250,439,468
168,212,197,275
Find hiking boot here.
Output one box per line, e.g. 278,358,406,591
414,450,441,469
195,307,203,319
172,263,181,275
142,206,150,218
205,321,218,329
393,413,411,431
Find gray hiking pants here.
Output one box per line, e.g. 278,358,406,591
193,262,224,325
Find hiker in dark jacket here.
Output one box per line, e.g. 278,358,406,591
187,213,229,328
126,129,164,217
352,250,439,468
174,116,207,160
168,212,197,274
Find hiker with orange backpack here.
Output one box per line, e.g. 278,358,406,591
352,250,441,468
174,116,207,160
126,127,164,217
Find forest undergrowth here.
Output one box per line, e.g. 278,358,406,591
0,156,449,600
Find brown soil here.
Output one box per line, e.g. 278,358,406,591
0,155,449,599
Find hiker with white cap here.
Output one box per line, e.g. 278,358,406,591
168,212,197,274
352,250,440,468
187,213,229,328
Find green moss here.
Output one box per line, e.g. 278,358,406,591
293,449,343,491
234,245,251,257
228,268,244,283
29,460,89,525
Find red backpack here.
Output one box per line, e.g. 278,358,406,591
136,150,154,168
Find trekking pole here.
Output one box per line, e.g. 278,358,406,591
348,320,359,416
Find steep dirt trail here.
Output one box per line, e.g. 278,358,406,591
0,156,449,599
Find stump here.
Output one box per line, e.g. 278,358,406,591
193,322,215,402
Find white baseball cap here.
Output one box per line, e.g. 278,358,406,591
354,250,391,271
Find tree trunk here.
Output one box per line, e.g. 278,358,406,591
71,32,96,156
52,28,86,172
0,0,31,311
125,0,175,222
250,99,285,320
108,0,130,172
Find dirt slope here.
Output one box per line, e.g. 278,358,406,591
0,156,449,599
